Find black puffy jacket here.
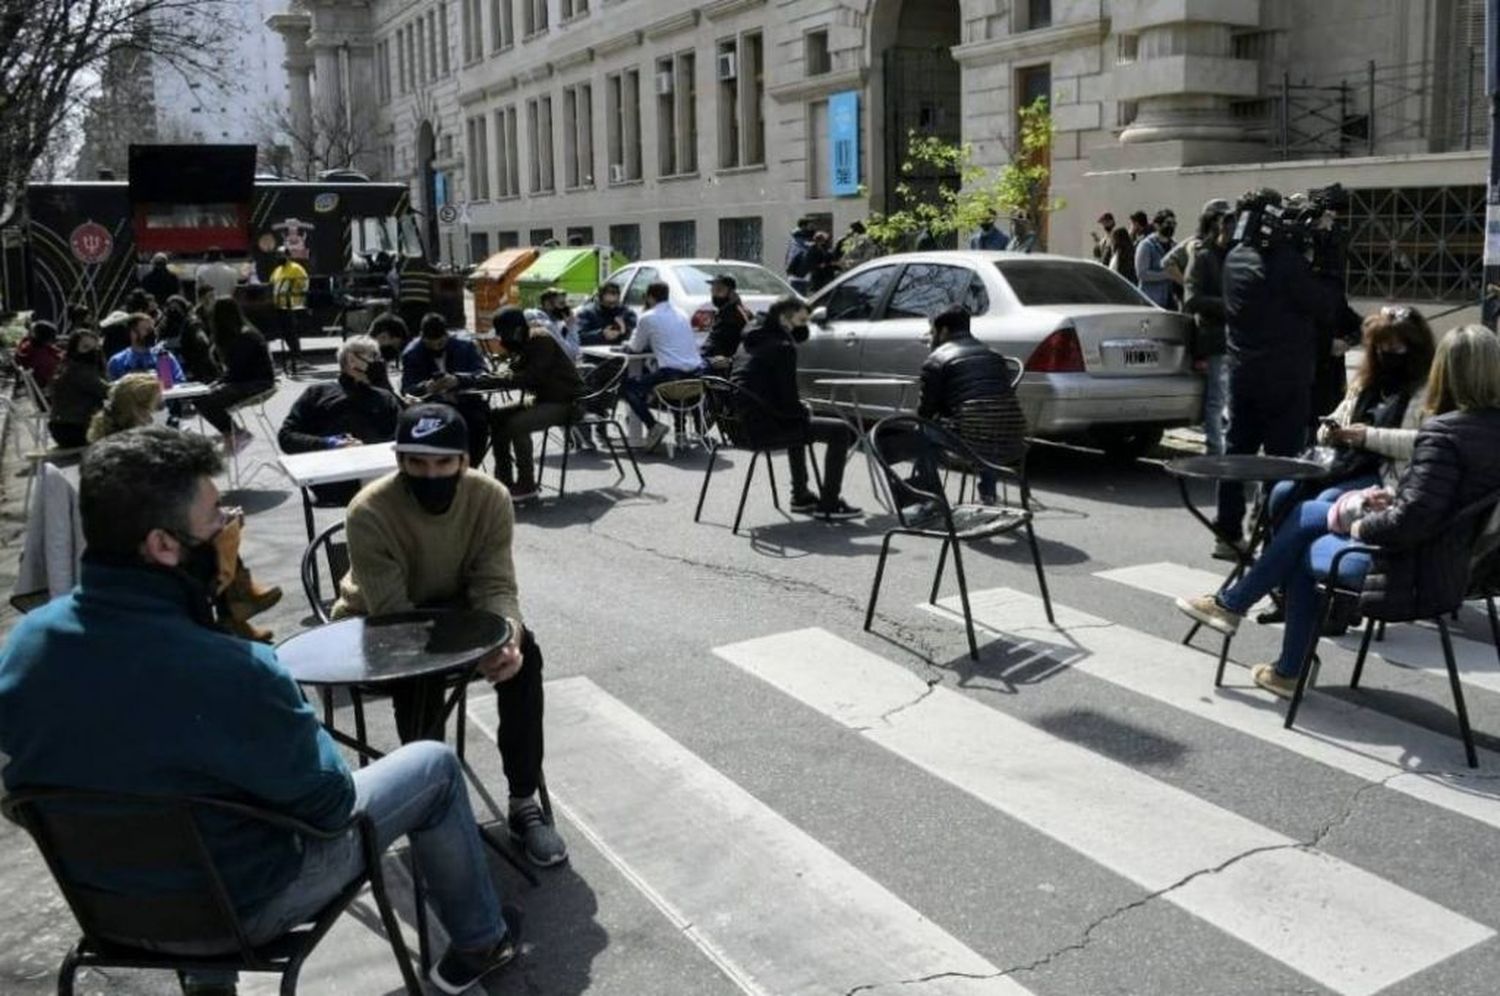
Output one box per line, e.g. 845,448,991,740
1222,242,1346,385
918,332,1015,421
730,319,808,441
1359,408,1500,620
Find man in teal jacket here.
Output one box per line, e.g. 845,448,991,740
0,427,519,996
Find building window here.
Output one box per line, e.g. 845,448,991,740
1116,33,1139,65
660,220,696,258
807,99,829,198
529,227,554,245
466,115,490,199
396,33,407,93
428,10,440,80
527,95,555,193
606,68,643,183
494,106,520,197
609,223,641,260
717,32,765,169
523,0,547,37
439,4,450,74
566,225,594,245
656,52,698,176
805,29,830,76
407,26,418,90
1021,0,1052,31
463,0,482,63
377,40,392,103
719,216,762,264
561,0,588,19
491,0,513,51
415,18,427,84
470,230,490,265
497,230,521,249
1347,185,1484,302
563,83,594,188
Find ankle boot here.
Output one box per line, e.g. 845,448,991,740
224,562,282,618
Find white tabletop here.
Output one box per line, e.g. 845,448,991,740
580,346,652,364
163,382,214,401
814,378,917,388
278,442,398,488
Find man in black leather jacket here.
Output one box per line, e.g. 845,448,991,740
1212,191,1353,557
701,274,753,368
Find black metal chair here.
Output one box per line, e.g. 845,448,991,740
2,788,422,996
652,377,709,455
694,376,822,535
1284,493,1500,769
537,355,645,496
865,413,1055,661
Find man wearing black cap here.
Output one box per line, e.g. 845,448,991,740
701,273,752,369
575,281,637,347
486,307,584,501
333,403,566,868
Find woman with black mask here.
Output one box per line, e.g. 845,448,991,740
159,294,220,383
47,328,110,448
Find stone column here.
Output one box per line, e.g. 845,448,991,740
267,12,315,164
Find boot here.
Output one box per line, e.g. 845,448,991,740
227,561,283,616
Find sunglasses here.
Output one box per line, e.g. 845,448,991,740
1380,306,1414,323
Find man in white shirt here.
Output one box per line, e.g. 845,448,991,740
195,249,241,304
621,281,705,451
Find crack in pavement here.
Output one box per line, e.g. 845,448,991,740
844,969,1007,996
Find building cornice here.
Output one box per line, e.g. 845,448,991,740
768,67,867,104
702,0,767,21
643,10,700,41
951,17,1107,67
593,30,643,57
552,47,595,71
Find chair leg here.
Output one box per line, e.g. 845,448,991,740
1436,616,1480,768
1350,616,1377,689
733,452,759,535
695,444,719,523
599,423,626,477
865,533,898,630
409,856,432,976
368,859,425,995
56,945,79,996
1214,632,1234,687
352,689,369,770
1487,596,1500,670
766,453,780,509
456,682,468,761
1285,589,1337,729
557,425,572,498
1376,619,1387,642
929,538,951,605
1025,519,1055,624
609,420,645,490
279,959,303,996
536,427,550,489
948,538,980,661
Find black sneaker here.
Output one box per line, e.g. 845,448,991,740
430,905,523,995
789,491,820,514
508,799,568,867
816,499,863,521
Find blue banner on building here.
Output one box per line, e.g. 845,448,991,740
829,91,861,197
434,171,449,208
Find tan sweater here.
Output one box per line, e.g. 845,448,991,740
332,470,522,629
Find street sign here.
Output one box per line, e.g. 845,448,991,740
438,204,460,225
69,221,113,264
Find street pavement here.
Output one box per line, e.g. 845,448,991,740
2,354,1500,996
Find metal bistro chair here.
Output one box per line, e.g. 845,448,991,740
694,376,822,535
537,355,645,497
224,384,281,491
651,377,709,456
3,787,421,996
16,367,85,512
865,413,1055,661
1284,492,1500,769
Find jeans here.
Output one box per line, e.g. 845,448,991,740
490,401,575,487
195,380,275,435
1202,354,1228,455
1219,499,1372,677
782,416,854,502
188,741,505,986
1214,365,1311,540
276,309,305,359
622,367,701,428
391,628,545,799
1265,474,1382,530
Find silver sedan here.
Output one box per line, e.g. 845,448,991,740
604,259,800,338
798,251,1204,459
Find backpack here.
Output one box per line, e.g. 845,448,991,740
786,239,810,278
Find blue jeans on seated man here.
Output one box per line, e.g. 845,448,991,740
188,741,505,986
622,366,702,428
1218,498,1373,680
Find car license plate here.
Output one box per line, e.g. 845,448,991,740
1123,346,1159,366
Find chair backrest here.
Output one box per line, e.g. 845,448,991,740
700,376,755,448
300,520,349,624
653,378,706,408
18,367,50,415
870,414,1015,525
954,394,1029,469
580,355,628,409
2,788,267,957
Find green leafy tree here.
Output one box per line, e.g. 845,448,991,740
866,97,1063,251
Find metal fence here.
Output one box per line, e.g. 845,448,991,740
1345,184,1484,303
718,217,763,265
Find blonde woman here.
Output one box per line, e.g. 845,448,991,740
1178,325,1500,698
87,373,162,443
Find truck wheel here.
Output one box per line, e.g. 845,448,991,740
1092,425,1164,462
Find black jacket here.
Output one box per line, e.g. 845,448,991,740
1182,243,1227,359
217,329,276,386
1359,409,1500,620
141,267,180,304
701,294,751,360
47,359,110,427
490,331,583,405
1222,242,1346,383
730,319,809,441
575,300,637,346
279,375,403,453
918,332,1015,421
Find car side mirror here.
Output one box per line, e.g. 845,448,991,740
810,306,829,327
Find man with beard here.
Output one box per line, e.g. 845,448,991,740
400,313,492,467
574,280,637,347
0,427,522,996
332,404,567,869
278,335,404,505
701,273,753,368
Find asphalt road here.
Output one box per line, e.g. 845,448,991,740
3,359,1500,996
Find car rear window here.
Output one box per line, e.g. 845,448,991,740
674,263,794,297
995,260,1149,306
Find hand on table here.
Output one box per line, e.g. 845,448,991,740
477,625,524,683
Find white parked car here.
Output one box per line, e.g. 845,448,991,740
603,259,801,337
799,251,1204,459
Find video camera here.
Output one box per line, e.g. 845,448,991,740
1230,183,1349,281
1298,183,1350,280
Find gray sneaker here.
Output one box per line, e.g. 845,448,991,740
508,800,568,867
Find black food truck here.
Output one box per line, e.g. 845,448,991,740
9,144,462,333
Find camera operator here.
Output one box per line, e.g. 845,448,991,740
1301,185,1364,429
1210,188,1357,559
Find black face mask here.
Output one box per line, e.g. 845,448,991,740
404,472,461,515
981,222,995,232
1376,354,1410,389
1158,224,1177,240
380,343,401,362
364,361,391,389
137,332,158,349
169,527,224,603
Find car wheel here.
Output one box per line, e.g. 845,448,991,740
1092,425,1164,462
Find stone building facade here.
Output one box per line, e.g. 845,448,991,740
270,0,1490,303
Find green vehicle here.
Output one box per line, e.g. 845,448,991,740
514,246,627,308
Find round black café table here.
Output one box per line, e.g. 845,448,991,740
1164,454,1331,686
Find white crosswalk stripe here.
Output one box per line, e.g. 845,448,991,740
1096,561,1500,695
496,677,1036,996
716,627,1491,996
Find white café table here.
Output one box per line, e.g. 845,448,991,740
162,382,214,403
278,442,398,541
578,346,655,440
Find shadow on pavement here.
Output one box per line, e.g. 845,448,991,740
1026,441,1184,511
